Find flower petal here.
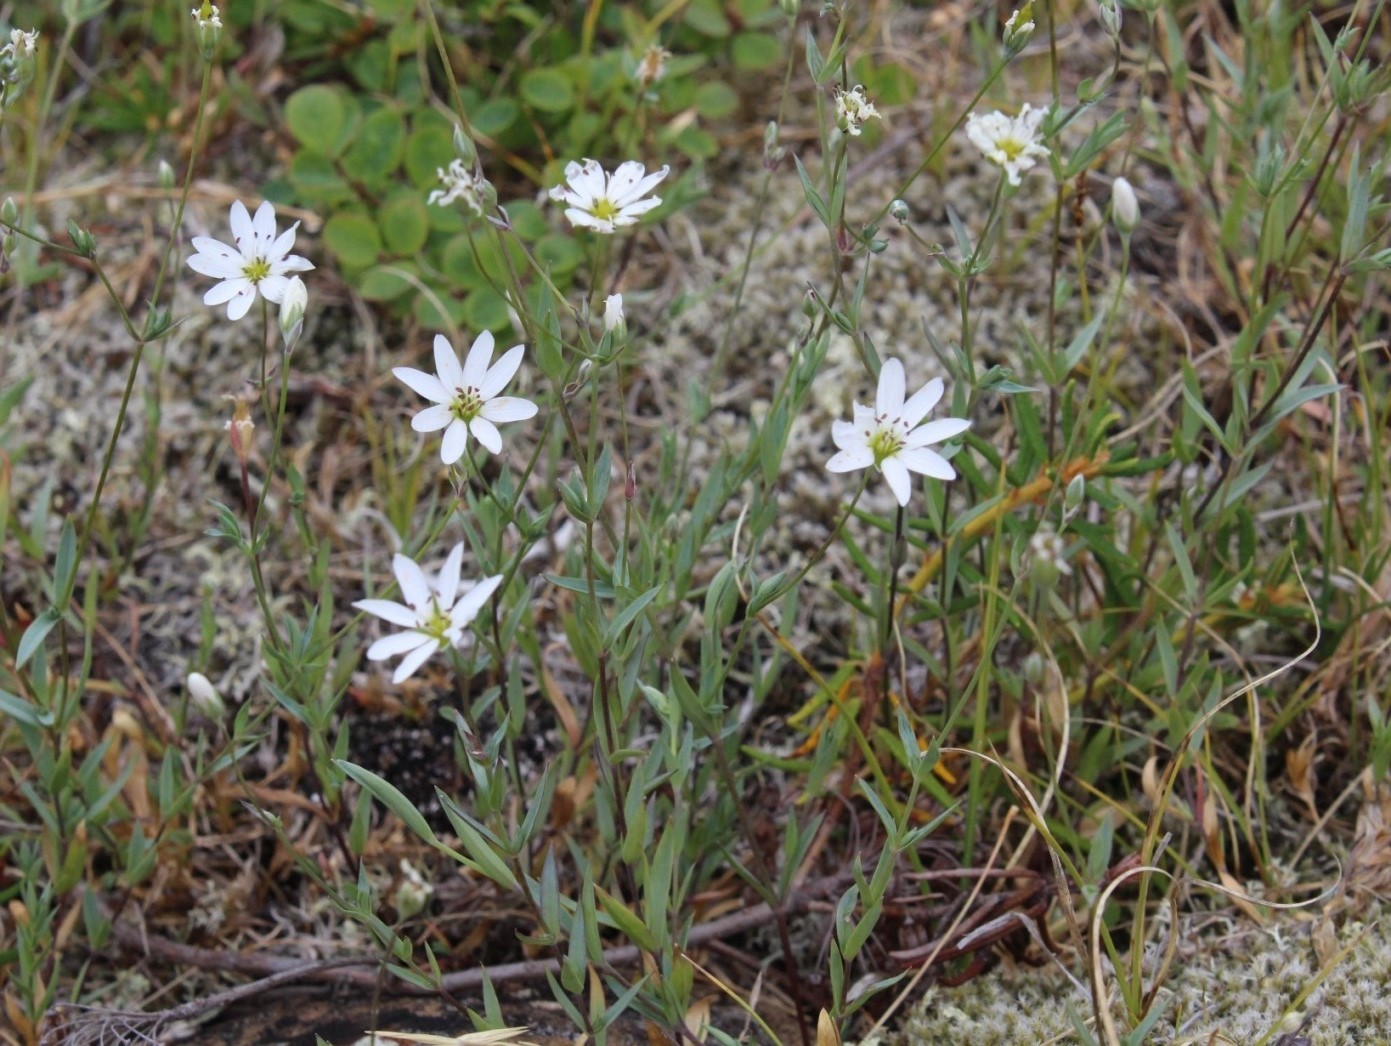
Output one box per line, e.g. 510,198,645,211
469,416,502,455
411,403,454,432
876,358,906,418
392,554,432,610
258,274,291,304
479,344,524,399
394,366,450,404
901,377,945,428
434,333,464,391
461,330,496,389
225,286,257,320
905,417,971,448
451,574,503,630
881,456,912,506
440,420,470,464
392,639,440,684
274,253,315,274
827,447,874,473
481,396,538,424
251,200,278,252
898,445,957,481
831,418,864,452
613,164,669,207
437,543,465,607
203,279,248,306
267,221,301,262
228,200,254,251
367,630,431,660
353,599,421,629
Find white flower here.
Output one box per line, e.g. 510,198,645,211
826,358,970,507
190,4,222,29
965,104,1051,186
1111,175,1139,233
603,293,625,334
548,159,669,234
428,158,489,214
353,545,503,684
835,85,880,136
186,200,313,321
2,28,38,59
393,332,538,465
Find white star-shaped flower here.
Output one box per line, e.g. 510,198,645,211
548,159,669,234
826,358,970,507
965,104,1051,186
428,158,488,213
186,200,313,321
354,545,503,684
393,332,538,465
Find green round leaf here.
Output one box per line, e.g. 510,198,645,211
694,82,738,119
535,232,583,276
503,199,547,240
323,211,382,270
404,124,455,187
520,68,574,113
285,85,347,157
732,31,783,71
287,152,352,205
473,97,520,137
380,193,430,255
359,263,419,302
463,291,512,333
414,292,466,329
684,0,732,36
344,106,407,188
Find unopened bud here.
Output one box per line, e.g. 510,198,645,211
1111,176,1139,234
157,159,176,191
186,672,225,718
66,220,96,257
279,276,307,350
394,858,434,919
0,197,16,226
1097,0,1121,38
888,198,910,223
225,399,255,464
624,461,637,501
1064,472,1086,515
801,288,819,318
763,121,786,169
451,124,478,167
1003,4,1036,51
603,293,625,336
191,3,222,60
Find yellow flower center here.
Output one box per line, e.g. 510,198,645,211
868,420,906,465
421,600,452,641
997,136,1026,160
243,257,272,283
589,198,620,222
451,385,485,423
